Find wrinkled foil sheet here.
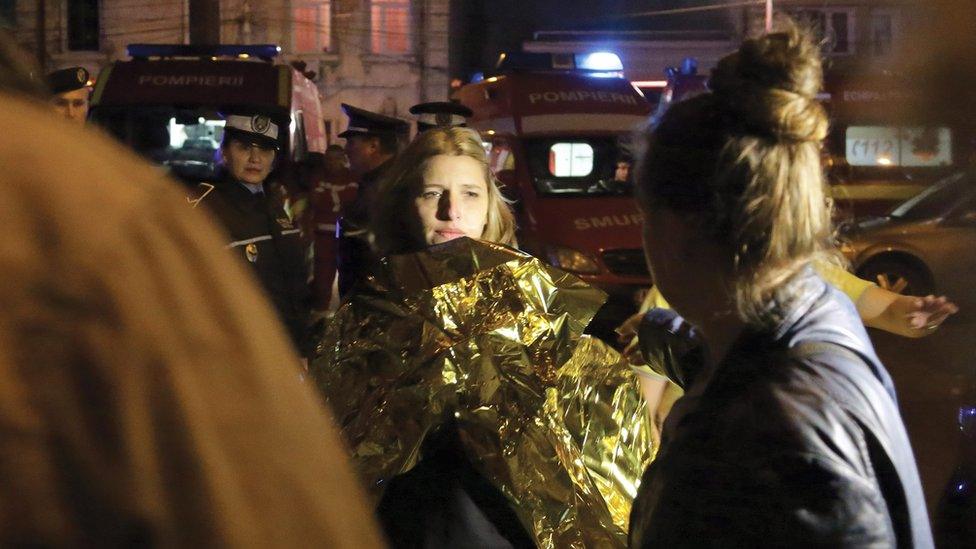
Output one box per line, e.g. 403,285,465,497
311,238,654,548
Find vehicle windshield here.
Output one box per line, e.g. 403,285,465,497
524,136,634,196
889,171,969,220
92,107,227,183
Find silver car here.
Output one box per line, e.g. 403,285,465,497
840,171,976,302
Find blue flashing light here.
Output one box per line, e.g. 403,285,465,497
127,44,281,60
575,52,624,72
492,50,625,78
680,57,699,75
586,71,622,79
960,405,976,437
470,71,485,83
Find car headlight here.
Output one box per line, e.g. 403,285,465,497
547,245,601,274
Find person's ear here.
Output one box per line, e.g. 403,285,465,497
368,136,381,154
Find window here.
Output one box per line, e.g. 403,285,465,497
871,11,894,56
68,0,100,51
845,126,953,168
549,143,594,177
293,1,331,53
291,111,308,161
371,0,410,54
831,12,849,54
525,137,634,196
790,8,854,55
0,0,15,28
92,106,228,183
488,141,515,175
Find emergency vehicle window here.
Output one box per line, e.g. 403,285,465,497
524,137,632,196
165,115,225,179
488,140,516,175
845,126,953,168
549,143,593,177
93,107,226,183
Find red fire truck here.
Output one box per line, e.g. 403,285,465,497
89,44,347,309
821,69,963,219
454,52,652,337
89,44,326,188
644,62,967,221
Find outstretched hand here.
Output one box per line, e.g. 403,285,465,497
906,295,959,332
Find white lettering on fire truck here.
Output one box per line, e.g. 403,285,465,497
137,75,246,87
841,89,913,103
528,90,638,106
574,213,643,231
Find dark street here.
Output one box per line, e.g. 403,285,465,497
876,316,975,509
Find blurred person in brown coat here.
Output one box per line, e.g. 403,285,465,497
0,36,384,548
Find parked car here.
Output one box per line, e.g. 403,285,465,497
840,170,976,302
935,403,976,548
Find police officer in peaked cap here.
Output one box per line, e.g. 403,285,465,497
191,113,312,355
336,103,408,296
409,101,473,133
339,103,409,178
47,66,92,124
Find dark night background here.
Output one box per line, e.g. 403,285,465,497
450,0,733,78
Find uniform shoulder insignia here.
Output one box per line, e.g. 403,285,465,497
186,182,215,209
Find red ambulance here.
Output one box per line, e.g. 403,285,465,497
454,52,652,337
90,44,326,188
821,69,962,219
89,44,344,308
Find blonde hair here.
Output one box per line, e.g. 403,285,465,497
371,126,517,255
635,22,838,325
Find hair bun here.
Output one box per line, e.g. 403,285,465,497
709,23,828,143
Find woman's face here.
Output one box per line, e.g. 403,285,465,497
224,139,276,185
641,205,696,315
414,154,490,246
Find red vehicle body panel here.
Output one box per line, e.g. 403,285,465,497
93,59,325,157
455,72,652,298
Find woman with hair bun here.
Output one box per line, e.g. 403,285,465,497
627,24,933,547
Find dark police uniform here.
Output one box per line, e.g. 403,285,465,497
335,104,408,297
192,114,311,353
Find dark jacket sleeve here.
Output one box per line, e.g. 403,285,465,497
634,449,896,548
631,349,901,548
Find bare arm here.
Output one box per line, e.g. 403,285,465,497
857,286,959,338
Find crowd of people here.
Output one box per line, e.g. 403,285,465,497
1,8,971,547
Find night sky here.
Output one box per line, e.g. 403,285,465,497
450,0,733,78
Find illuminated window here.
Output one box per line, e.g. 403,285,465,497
371,0,410,54
293,1,331,52
549,143,594,177
845,126,953,167
68,0,99,51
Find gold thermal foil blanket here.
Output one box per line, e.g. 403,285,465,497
311,238,654,548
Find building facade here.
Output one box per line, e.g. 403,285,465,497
522,0,917,82
5,0,449,142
